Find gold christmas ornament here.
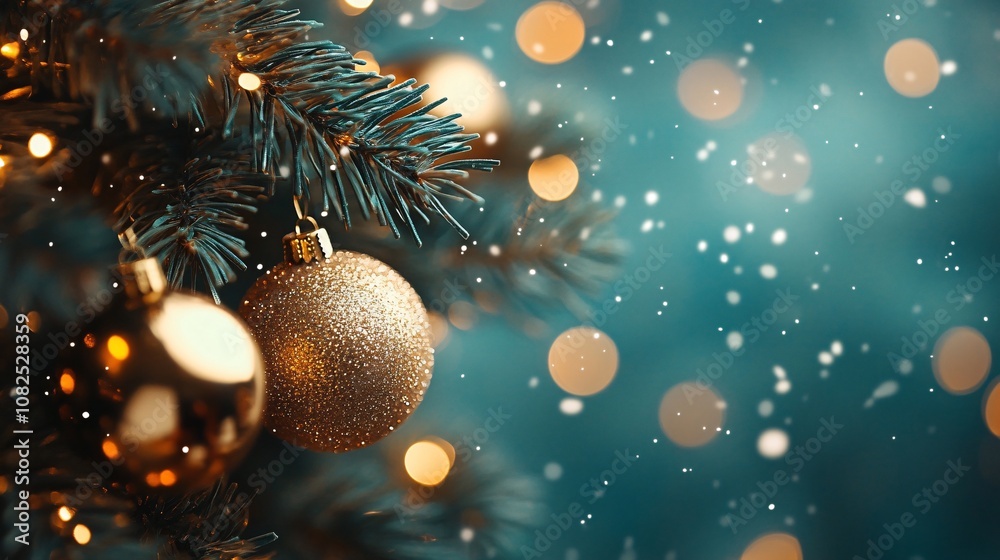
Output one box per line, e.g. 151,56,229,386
240,219,434,452
56,257,265,492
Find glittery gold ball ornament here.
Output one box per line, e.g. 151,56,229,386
239,221,434,452
56,257,265,492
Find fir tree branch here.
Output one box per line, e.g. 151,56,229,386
218,1,496,245
111,133,268,302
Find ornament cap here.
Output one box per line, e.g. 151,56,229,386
118,257,168,302
283,218,334,264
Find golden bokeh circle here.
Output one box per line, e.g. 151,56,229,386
419,53,506,131
529,154,579,201
658,382,726,447
933,326,991,395
516,2,586,65
884,38,940,98
404,439,453,486
548,326,618,396
677,59,744,121
742,533,803,560
983,379,1000,439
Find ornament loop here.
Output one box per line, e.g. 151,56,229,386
294,216,320,235
283,220,333,264
292,193,309,221
117,226,147,264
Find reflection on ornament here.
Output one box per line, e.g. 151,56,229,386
240,225,433,452
677,59,743,121
0,41,19,59
884,38,940,98
56,257,265,492
548,326,618,396
419,53,507,131
746,133,811,195
933,326,991,395
757,428,790,459
529,154,579,202
659,382,726,447
741,533,803,560
516,2,586,64
404,439,454,486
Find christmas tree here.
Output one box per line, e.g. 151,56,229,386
0,0,621,557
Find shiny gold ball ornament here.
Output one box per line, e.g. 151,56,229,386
56,257,265,492
239,220,434,452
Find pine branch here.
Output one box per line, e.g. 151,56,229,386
218,1,497,245
0,0,242,127
0,177,120,323
324,190,627,321
111,133,268,301
413,450,545,560
251,445,542,560
445,195,625,317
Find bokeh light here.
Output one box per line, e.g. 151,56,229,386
933,326,991,395
529,154,579,202
677,59,743,121
747,133,811,195
28,132,53,158
405,439,453,486
57,506,74,522
0,42,19,59
548,326,618,396
658,382,726,447
419,53,506,131
338,0,372,16
884,38,940,98
72,524,91,545
757,428,790,459
741,533,803,560
237,72,262,91
983,379,1000,439
516,2,586,65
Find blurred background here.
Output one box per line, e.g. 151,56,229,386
3,0,1000,558
275,1,1000,558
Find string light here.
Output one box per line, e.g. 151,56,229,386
237,72,262,91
